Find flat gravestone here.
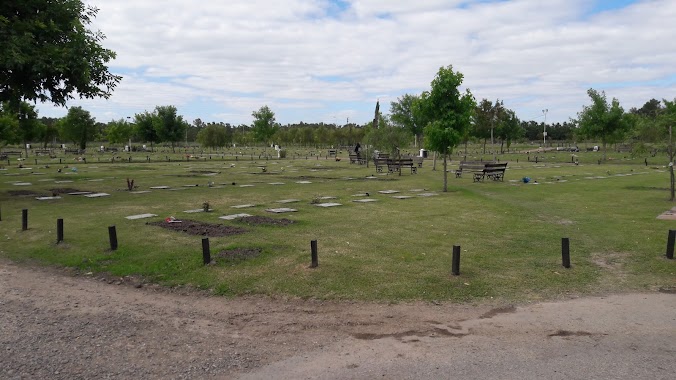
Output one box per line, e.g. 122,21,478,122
296,181,312,184
219,213,253,220
183,184,199,187
418,193,438,197
379,190,400,194
365,176,378,179
231,204,256,209
150,186,170,189
13,182,31,186
19,167,33,170
88,179,104,182
168,188,186,191
31,173,45,175
67,191,93,195
125,213,158,220
130,190,151,194
410,189,425,192
54,180,73,183
269,182,285,185
36,196,61,200
353,199,378,203
277,199,300,203
315,202,342,207
183,209,206,213
352,193,369,197
239,184,255,188
266,208,297,213
392,195,413,199
319,196,337,200
84,192,110,198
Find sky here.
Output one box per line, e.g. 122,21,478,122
36,0,676,126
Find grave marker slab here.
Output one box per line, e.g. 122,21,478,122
353,199,378,203
125,213,158,220
392,196,413,199
239,184,255,188
54,180,74,184
183,209,205,213
352,193,369,197
219,213,253,220
266,208,297,213
150,186,170,189
84,192,110,198
67,191,93,195
418,193,438,197
319,196,337,200
296,181,312,184
315,202,342,207
231,204,256,209
277,199,300,203
13,182,31,186
130,190,152,194
36,196,61,200
268,182,285,185
378,190,400,194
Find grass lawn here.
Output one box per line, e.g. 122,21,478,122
1,145,674,302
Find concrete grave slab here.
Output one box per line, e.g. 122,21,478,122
319,196,337,200
183,209,205,213
38,179,55,182
268,182,285,185
150,186,170,189
410,189,425,192
315,203,342,207
88,179,104,182
378,190,400,194
418,193,438,197
365,176,378,179
31,173,45,175
84,192,110,198
183,184,199,187
168,188,186,191
276,199,300,204
130,191,151,194
231,204,256,209
352,193,370,197
13,182,31,186
67,191,93,195
125,213,158,220
36,196,61,200
219,213,253,220
392,196,413,199
239,184,255,188
353,199,378,203
266,208,297,213
54,180,74,183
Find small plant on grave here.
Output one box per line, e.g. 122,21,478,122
310,195,321,204
202,201,211,212
126,178,135,191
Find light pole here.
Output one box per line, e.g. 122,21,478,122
126,116,132,152
542,109,548,150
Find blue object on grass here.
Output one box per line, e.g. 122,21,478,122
522,177,530,183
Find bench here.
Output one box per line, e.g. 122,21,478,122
328,149,337,157
65,148,85,155
480,162,508,182
386,158,417,175
455,161,486,178
411,156,424,168
374,157,389,172
348,152,366,164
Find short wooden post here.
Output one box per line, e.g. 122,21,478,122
562,237,571,268
452,245,460,275
108,226,118,250
22,209,28,231
202,238,211,265
57,218,64,243
666,230,676,260
310,240,318,268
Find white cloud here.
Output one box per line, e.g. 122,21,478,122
42,0,676,125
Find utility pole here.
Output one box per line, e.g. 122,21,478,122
542,109,548,150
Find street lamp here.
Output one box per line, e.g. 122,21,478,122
542,109,548,150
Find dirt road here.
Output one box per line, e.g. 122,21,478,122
1,260,674,379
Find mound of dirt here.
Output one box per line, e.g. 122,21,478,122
147,219,247,237
49,188,87,194
8,190,44,197
234,216,295,226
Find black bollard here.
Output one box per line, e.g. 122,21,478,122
310,240,318,268
22,209,28,231
452,245,461,275
108,226,118,250
666,230,676,259
202,238,211,265
35,158,37,165
562,237,571,268
57,218,64,243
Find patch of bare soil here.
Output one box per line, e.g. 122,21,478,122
217,247,262,261
147,219,247,236
7,190,44,197
49,187,88,194
234,215,295,226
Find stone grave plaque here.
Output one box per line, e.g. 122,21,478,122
315,203,342,207
149,186,170,189
13,182,31,186
277,199,300,204
231,204,256,209
84,192,110,198
125,213,158,220
353,199,378,203
266,208,297,213
378,190,400,194
392,195,413,199
36,196,61,200
219,213,253,220
268,182,285,185
417,193,438,197
130,190,152,194
296,181,312,184
183,209,205,213
67,191,93,195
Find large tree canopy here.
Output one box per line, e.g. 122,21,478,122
60,106,96,150
389,94,424,147
577,88,631,160
251,105,278,145
0,0,121,107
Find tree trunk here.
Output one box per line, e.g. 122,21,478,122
443,153,448,192
23,140,29,157
432,151,437,171
171,141,176,153
483,138,486,154
602,139,607,161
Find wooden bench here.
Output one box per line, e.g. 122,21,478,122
480,162,508,182
386,158,417,175
411,156,424,168
328,149,337,157
455,161,486,178
65,148,85,155
348,152,366,164
374,157,389,172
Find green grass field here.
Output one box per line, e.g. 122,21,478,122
1,145,674,302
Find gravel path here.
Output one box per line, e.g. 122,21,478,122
1,260,675,379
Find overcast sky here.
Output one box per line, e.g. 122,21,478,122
37,0,676,126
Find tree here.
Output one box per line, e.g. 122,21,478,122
576,89,631,161
106,118,134,145
364,113,411,157
153,105,188,152
134,111,158,151
251,106,278,145
659,98,676,200
16,101,44,155
390,94,424,147
196,123,228,149
60,106,96,150
496,109,523,153
473,99,494,153
0,102,19,146
0,1,121,108
419,65,475,192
